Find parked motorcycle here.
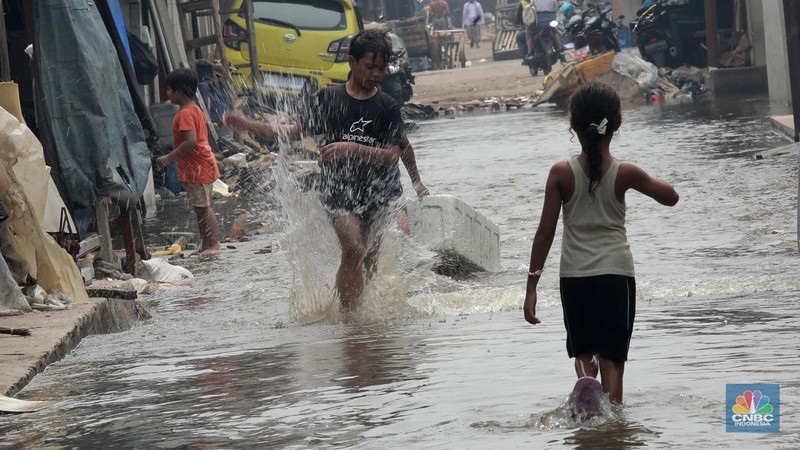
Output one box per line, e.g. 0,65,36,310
566,4,620,55
631,0,709,68
381,51,415,106
565,11,588,48
381,32,415,105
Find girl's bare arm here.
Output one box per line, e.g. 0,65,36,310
620,163,679,206
524,161,569,324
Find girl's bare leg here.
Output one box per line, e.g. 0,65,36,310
598,357,625,403
574,353,599,378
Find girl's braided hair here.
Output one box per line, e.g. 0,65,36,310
568,81,622,198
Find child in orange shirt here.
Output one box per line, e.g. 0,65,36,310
156,68,221,256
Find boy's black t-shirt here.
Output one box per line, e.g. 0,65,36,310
302,84,405,216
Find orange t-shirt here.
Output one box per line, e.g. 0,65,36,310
172,104,220,184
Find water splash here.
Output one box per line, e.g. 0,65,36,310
251,93,431,323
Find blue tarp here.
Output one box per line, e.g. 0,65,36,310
33,0,151,209
107,0,134,69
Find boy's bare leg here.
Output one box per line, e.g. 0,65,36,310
395,209,411,236
598,357,625,403
574,354,599,378
194,206,221,255
332,214,368,310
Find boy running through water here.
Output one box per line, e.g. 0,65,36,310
523,82,679,403
223,30,406,311
156,68,221,256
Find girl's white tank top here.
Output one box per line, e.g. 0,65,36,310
560,155,635,278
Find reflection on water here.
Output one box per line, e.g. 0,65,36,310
2,97,800,448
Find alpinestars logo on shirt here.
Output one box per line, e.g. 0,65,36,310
342,117,376,145
349,117,372,133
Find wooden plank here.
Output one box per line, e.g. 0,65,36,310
177,0,213,13
186,35,219,49
574,51,615,81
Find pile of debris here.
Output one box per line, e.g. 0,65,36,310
533,51,710,107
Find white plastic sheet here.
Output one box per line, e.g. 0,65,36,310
0,254,31,313
612,52,659,91
138,258,194,283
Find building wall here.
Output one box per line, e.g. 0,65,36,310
611,0,642,27
762,0,791,107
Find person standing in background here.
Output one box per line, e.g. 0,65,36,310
462,0,485,48
156,68,221,257
429,0,452,30
531,0,562,59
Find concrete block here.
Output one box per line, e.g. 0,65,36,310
707,66,768,96
407,194,501,273
770,115,796,141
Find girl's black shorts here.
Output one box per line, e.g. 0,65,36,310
559,275,636,363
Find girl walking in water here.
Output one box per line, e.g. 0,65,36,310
523,82,679,403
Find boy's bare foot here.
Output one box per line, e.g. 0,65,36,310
196,248,222,257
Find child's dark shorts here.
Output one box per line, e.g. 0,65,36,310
559,275,636,363
318,160,403,225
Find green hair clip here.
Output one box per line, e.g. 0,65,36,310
592,118,608,135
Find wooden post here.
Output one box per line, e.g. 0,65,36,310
119,209,137,277
704,0,719,67
0,0,11,81
244,0,261,86
209,0,228,70
737,0,748,34
95,199,119,268
176,2,195,67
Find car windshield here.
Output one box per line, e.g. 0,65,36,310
252,0,347,30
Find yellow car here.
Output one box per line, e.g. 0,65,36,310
223,0,363,93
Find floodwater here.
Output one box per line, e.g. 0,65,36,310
2,96,800,448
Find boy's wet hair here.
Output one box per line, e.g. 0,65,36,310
349,29,392,64
166,68,198,99
569,81,622,198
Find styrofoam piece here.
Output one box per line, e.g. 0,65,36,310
138,258,193,283
407,194,501,272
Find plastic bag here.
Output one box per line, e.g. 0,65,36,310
522,4,537,27
128,32,159,85
138,258,193,283
612,52,659,91
0,255,31,313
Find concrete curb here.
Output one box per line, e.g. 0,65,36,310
771,115,796,141
0,297,143,397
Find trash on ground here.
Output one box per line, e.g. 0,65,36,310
0,395,59,413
